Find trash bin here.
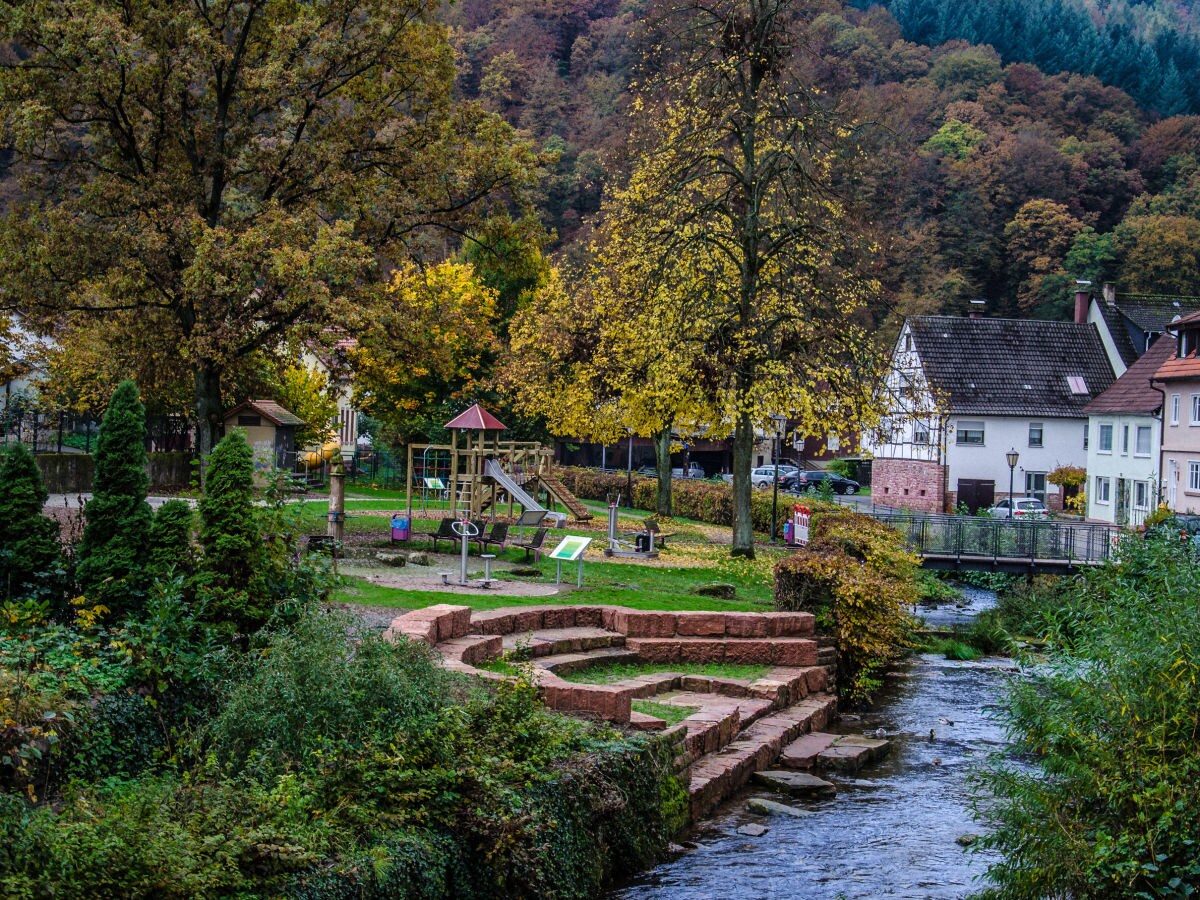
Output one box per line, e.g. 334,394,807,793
391,515,410,542
783,521,793,544
635,532,650,553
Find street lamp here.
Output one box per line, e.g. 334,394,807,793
626,429,634,509
770,415,788,542
1006,447,1020,513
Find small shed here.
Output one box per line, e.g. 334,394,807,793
223,400,305,471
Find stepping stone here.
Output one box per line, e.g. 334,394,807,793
814,735,892,773
752,770,837,799
737,823,769,837
779,732,837,769
747,797,813,818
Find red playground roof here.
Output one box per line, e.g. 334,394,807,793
444,403,507,431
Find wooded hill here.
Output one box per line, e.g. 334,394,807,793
449,0,1200,323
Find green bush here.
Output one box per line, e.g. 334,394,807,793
973,536,1200,897
147,500,195,577
774,510,917,703
0,442,63,603
76,380,153,616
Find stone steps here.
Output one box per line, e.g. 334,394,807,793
533,646,639,675
625,636,818,667
686,693,839,820
628,710,668,731
500,626,625,658
780,731,892,773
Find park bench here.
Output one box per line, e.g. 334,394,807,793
514,526,548,562
475,522,509,554
419,517,457,552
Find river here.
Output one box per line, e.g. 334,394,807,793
617,586,1014,900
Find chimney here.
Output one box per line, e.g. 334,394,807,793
1102,282,1117,306
1074,280,1092,324
968,298,986,319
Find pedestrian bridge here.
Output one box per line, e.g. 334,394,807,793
871,511,1123,574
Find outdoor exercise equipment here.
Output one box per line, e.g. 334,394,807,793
438,518,482,588
602,496,659,559
298,439,341,469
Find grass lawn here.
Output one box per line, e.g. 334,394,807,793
631,700,698,726
560,660,770,684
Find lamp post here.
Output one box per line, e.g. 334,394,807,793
770,415,788,542
626,429,633,509
1006,447,1019,514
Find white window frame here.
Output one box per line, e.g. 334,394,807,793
1025,471,1047,502
1191,462,1200,493
956,420,985,445
1171,394,1180,426
1028,422,1044,448
1098,423,1113,453
1121,424,1129,455
1135,425,1152,457
1095,476,1111,504
913,423,930,445
1191,395,1200,426
1134,480,1150,510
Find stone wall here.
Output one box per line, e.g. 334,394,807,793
871,458,945,513
35,451,195,493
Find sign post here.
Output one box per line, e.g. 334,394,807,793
548,535,592,586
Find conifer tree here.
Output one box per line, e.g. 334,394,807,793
76,380,153,614
198,430,265,631
147,499,195,577
0,442,62,602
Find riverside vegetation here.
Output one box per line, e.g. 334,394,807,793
0,383,685,898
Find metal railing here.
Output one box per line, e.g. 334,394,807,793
871,510,1123,568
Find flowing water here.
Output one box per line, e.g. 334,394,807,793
617,587,1014,900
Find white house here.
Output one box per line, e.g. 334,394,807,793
864,315,1117,513
1083,335,1174,527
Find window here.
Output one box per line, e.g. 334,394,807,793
1172,394,1180,426
913,423,930,444
1066,375,1089,395
237,415,261,427
903,333,912,351
1095,476,1111,503
1028,422,1044,448
1134,480,1150,509
1098,423,1113,452
956,420,985,445
1136,426,1152,456
1026,472,1047,502
827,434,840,452
1190,461,1200,493
1192,395,1200,425
1122,425,1129,454
1083,423,1089,450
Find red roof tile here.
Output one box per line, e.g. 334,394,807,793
444,403,507,430
1084,336,1176,414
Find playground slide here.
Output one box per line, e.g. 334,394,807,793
483,459,546,513
298,439,340,469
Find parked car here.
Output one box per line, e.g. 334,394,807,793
781,470,860,495
751,464,799,487
987,498,1048,519
672,462,706,479
635,465,657,477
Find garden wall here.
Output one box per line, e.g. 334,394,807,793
35,452,194,493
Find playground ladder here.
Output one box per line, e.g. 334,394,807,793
537,473,593,521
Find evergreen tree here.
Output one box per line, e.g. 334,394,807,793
198,431,265,631
76,380,153,615
0,442,62,602
147,499,195,577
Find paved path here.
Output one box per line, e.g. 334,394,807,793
44,493,197,510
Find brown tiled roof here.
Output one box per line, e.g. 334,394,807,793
1084,335,1176,414
444,402,507,430
225,400,306,426
909,316,1116,416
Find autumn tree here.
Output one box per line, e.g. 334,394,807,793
268,364,337,449
600,0,880,555
1004,199,1087,314
0,0,540,456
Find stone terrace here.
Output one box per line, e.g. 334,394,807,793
382,603,840,820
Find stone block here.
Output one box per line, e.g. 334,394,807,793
417,604,472,641
470,610,515,635
625,638,680,663
723,639,774,664
804,667,829,693
614,611,678,637
724,613,770,638
771,639,818,667
675,612,726,636
385,614,437,646
513,607,547,633
779,732,837,769
628,711,667,731
747,679,789,705
541,607,577,629
574,607,605,628
541,683,631,722
678,639,727,663
763,612,815,637
460,635,503,666
752,770,836,798
680,675,714,693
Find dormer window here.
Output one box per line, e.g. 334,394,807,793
1066,376,1089,395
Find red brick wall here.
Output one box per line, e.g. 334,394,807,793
872,458,945,513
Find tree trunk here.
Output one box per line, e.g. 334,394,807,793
653,426,673,517
194,361,224,482
731,411,755,558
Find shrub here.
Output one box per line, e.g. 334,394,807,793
0,442,63,603
147,500,195,577
974,536,1200,897
775,510,917,703
76,380,153,616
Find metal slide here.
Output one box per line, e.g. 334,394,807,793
483,458,546,513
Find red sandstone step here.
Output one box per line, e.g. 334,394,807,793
625,636,818,667
628,710,668,731
533,647,639,674
539,679,632,722
500,626,625,657
436,634,502,666
779,731,838,768
467,606,815,640
384,604,473,645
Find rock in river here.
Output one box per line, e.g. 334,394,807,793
737,823,770,837
747,797,814,818
752,770,837,799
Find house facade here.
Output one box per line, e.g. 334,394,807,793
864,316,1116,513
1153,311,1200,515
1083,336,1174,528
1083,282,1200,377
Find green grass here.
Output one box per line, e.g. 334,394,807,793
560,660,770,684
631,700,698,726
924,638,984,661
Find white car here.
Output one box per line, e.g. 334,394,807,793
988,498,1049,519
751,464,798,488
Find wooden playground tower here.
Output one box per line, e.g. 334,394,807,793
404,403,591,522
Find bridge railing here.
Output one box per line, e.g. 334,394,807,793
871,511,1124,566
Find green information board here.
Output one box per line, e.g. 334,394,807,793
548,536,591,561
423,477,445,490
